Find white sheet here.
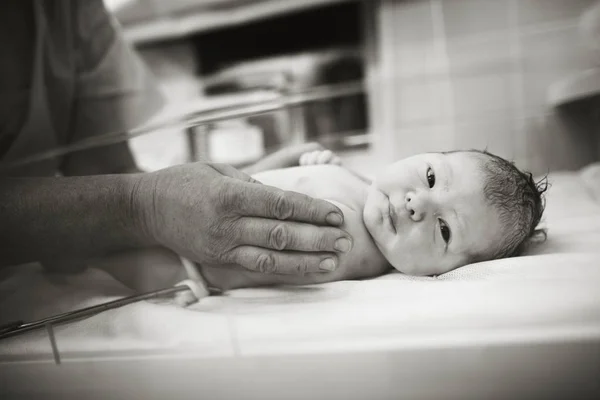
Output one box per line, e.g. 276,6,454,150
1,163,600,361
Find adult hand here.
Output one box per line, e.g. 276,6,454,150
133,162,353,274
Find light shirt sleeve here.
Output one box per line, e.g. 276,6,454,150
69,0,165,144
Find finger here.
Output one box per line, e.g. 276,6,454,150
332,156,342,165
317,150,333,164
235,217,352,253
303,152,316,165
229,246,339,274
308,151,320,164
299,152,309,166
226,182,345,226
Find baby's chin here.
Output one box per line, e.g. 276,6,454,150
376,245,461,277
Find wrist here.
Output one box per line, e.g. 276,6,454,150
124,172,160,248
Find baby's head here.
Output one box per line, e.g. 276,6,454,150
363,150,547,276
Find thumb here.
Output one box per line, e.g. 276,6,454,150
210,163,262,184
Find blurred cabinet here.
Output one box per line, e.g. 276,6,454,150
113,0,359,45
114,0,382,169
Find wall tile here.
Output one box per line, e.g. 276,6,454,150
376,0,599,172
394,78,454,125
441,0,510,38
513,155,547,177
450,73,518,120
390,124,455,159
512,117,529,160
452,119,493,152
522,114,549,168
453,115,517,160
517,0,597,26
391,44,448,78
520,26,597,76
390,0,436,44
446,34,514,77
520,26,598,110
519,71,558,113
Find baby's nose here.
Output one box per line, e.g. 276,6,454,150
405,192,427,222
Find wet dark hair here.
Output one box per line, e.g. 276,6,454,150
446,149,549,261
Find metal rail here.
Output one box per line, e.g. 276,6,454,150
0,81,365,172
0,285,222,341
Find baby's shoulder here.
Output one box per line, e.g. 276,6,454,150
252,165,367,208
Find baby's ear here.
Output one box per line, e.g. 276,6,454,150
530,227,548,244
517,228,548,256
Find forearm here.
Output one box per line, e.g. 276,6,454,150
241,151,299,176
0,174,153,267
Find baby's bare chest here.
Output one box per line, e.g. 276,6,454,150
253,165,389,280
252,165,368,209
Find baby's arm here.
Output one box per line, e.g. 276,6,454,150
299,149,372,185
242,143,371,184
242,142,325,175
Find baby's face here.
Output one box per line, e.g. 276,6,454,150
363,152,503,276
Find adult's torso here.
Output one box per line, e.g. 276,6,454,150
0,0,77,175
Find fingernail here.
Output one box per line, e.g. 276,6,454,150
326,212,343,225
334,238,352,253
319,258,337,272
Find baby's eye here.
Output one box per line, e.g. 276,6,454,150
439,219,451,243
426,167,435,188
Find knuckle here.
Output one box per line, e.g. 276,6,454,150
218,183,243,211
295,262,309,275
204,243,221,261
223,247,242,264
256,253,277,274
220,248,235,264
216,182,231,207
209,215,236,239
312,234,328,251
271,191,294,220
268,223,289,250
304,199,322,221
207,220,240,257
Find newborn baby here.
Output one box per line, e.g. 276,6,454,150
198,146,547,291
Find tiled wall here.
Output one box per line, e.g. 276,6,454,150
372,0,600,175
